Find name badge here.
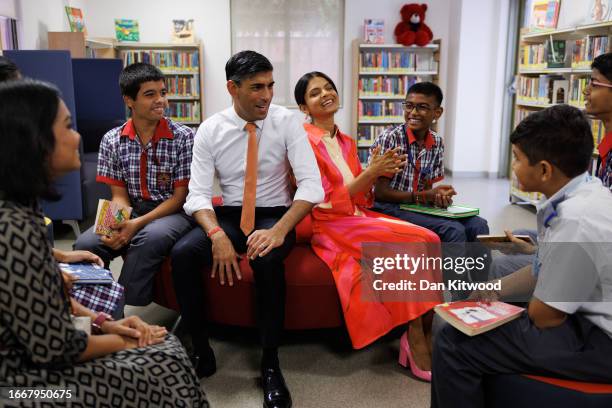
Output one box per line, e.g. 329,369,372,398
157,171,172,190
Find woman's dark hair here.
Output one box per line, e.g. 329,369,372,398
294,71,339,106
510,104,593,178
119,62,165,100
0,80,61,204
592,52,612,82
0,55,20,82
225,50,273,84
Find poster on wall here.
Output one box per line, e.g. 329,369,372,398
172,19,194,43
586,0,612,23
115,19,140,42
65,7,87,34
530,0,561,29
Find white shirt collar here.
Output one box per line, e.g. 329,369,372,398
230,105,264,131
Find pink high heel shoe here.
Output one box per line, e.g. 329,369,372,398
399,332,432,382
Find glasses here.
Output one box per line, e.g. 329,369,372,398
588,78,612,89
402,102,433,114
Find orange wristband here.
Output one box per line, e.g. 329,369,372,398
207,226,223,238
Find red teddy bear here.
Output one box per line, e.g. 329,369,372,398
394,3,433,47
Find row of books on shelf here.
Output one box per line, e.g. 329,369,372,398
572,36,609,69
167,101,200,122
166,75,200,97
357,124,391,145
358,75,425,97
357,149,370,164
568,76,588,107
591,119,606,149
516,74,587,106
519,36,609,70
359,50,435,72
358,100,404,119
120,50,200,71
516,75,567,104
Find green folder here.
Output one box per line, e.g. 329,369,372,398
399,203,479,219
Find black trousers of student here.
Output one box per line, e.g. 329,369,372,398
171,206,295,350
431,313,612,408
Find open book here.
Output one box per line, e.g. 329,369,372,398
59,262,114,285
93,199,132,236
399,203,479,219
434,301,524,336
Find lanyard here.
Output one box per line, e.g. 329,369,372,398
404,125,432,183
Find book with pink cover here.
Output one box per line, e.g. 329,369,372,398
434,301,524,336
93,199,132,236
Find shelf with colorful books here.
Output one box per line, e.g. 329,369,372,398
352,39,440,165
511,22,610,205
510,22,612,204
113,42,204,129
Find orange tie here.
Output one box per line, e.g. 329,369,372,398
240,122,258,235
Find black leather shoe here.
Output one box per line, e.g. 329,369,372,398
191,345,216,379
261,367,292,408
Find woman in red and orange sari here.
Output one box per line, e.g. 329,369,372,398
294,72,442,381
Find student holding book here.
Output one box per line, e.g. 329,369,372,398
294,71,442,380
488,52,612,279
74,62,195,308
0,79,207,407
431,104,612,408
370,82,489,284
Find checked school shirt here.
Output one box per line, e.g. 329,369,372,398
96,118,194,203
370,124,445,192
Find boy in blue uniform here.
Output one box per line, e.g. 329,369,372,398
432,104,612,407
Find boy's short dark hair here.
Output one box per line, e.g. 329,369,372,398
225,50,273,84
119,62,165,100
407,81,443,105
510,104,593,178
592,53,612,82
0,56,20,82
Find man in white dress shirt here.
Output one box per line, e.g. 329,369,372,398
171,50,323,408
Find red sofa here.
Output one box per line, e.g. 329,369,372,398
153,214,343,329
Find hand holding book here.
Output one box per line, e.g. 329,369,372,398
477,230,536,254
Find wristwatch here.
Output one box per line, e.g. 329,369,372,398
91,312,113,334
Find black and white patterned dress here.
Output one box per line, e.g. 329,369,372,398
0,199,208,407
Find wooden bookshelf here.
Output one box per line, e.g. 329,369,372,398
95,41,205,129
511,23,609,205
351,39,441,164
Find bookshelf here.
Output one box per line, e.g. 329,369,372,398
113,42,204,128
352,39,440,165
511,21,611,205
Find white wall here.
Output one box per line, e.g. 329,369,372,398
17,0,86,50
16,0,512,175
444,0,510,176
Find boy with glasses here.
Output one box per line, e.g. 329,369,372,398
371,82,489,264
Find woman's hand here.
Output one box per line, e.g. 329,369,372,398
367,146,406,178
61,270,79,291
59,250,104,266
101,315,167,347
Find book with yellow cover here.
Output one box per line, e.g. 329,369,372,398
434,301,524,336
93,199,132,236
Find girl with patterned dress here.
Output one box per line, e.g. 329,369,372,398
0,80,207,407
294,72,442,381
